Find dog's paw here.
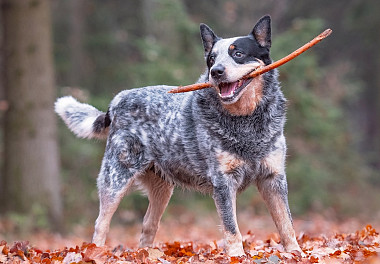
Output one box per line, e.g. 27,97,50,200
284,243,306,257
285,243,302,252
227,243,245,257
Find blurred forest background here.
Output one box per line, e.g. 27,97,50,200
0,0,379,234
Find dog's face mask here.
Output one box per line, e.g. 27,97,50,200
200,16,272,105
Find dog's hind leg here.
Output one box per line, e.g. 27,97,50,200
92,132,147,246
212,176,245,256
92,176,134,246
138,170,174,247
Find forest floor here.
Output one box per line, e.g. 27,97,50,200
1,210,380,263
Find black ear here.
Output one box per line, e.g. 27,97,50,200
250,15,271,49
200,23,219,57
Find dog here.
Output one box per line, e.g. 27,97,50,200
55,15,301,256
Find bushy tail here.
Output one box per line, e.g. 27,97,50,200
55,96,110,140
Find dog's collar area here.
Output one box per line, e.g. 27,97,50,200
218,78,253,102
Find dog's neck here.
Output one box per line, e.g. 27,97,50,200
221,76,264,116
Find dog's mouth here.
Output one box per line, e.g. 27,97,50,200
218,78,253,103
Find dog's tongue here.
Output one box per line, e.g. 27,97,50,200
219,81,239,97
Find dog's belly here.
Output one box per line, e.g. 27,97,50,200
149,139,256,193
152,160,215,193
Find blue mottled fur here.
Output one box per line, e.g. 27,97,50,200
55,15,301,256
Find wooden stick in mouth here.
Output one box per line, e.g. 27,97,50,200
168,28,332,94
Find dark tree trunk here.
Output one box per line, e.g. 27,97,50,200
1,0,62,230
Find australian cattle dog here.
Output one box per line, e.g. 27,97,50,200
55,15,301,256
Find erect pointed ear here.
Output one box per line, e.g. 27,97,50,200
250,15,271,49
200,23,219,57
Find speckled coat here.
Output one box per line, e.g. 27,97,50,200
55,15,301,256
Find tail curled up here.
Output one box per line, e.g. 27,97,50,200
55,96,111,140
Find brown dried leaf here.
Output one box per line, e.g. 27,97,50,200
146,247,164,259
136,248,149,262
82,243,108,264
1,222,380,263
62,251,82,264
0,252,7,263
9,241,29,254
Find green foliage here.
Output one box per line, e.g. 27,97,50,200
125,0,202,88
271,18,372,215
58,121,104,224
2,204,50,236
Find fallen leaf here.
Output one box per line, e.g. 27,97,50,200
82,243,108,263
0,252,7,263
136,248,149,262
146,247,164,259
157,257,171,264
62,252,82,264
9,241,29,254
0,222,379,263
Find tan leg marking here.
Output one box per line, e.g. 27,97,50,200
216,150,245,173
215,151,245,255
261,135,286,175
262,191,300,252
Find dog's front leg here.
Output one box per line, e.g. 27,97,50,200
212,178,245,256
257,175,301,252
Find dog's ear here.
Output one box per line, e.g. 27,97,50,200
250,15,271,49
200,23,219,57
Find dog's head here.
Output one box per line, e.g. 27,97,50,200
200,16,272,112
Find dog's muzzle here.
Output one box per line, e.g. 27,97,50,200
217,78,253,103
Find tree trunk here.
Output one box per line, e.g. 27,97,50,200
1,0,62,229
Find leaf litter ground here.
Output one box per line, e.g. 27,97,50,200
1,212,380,263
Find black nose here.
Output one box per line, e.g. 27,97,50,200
211,64,225,79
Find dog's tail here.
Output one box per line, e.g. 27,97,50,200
55,96,111,140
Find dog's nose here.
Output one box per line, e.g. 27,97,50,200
211,65,225,79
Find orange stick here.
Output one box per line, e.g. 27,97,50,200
168,28,332,94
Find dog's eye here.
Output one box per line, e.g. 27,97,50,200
208,54,216,66
234,51,244,58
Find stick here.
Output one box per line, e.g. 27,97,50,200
168,28,332,94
